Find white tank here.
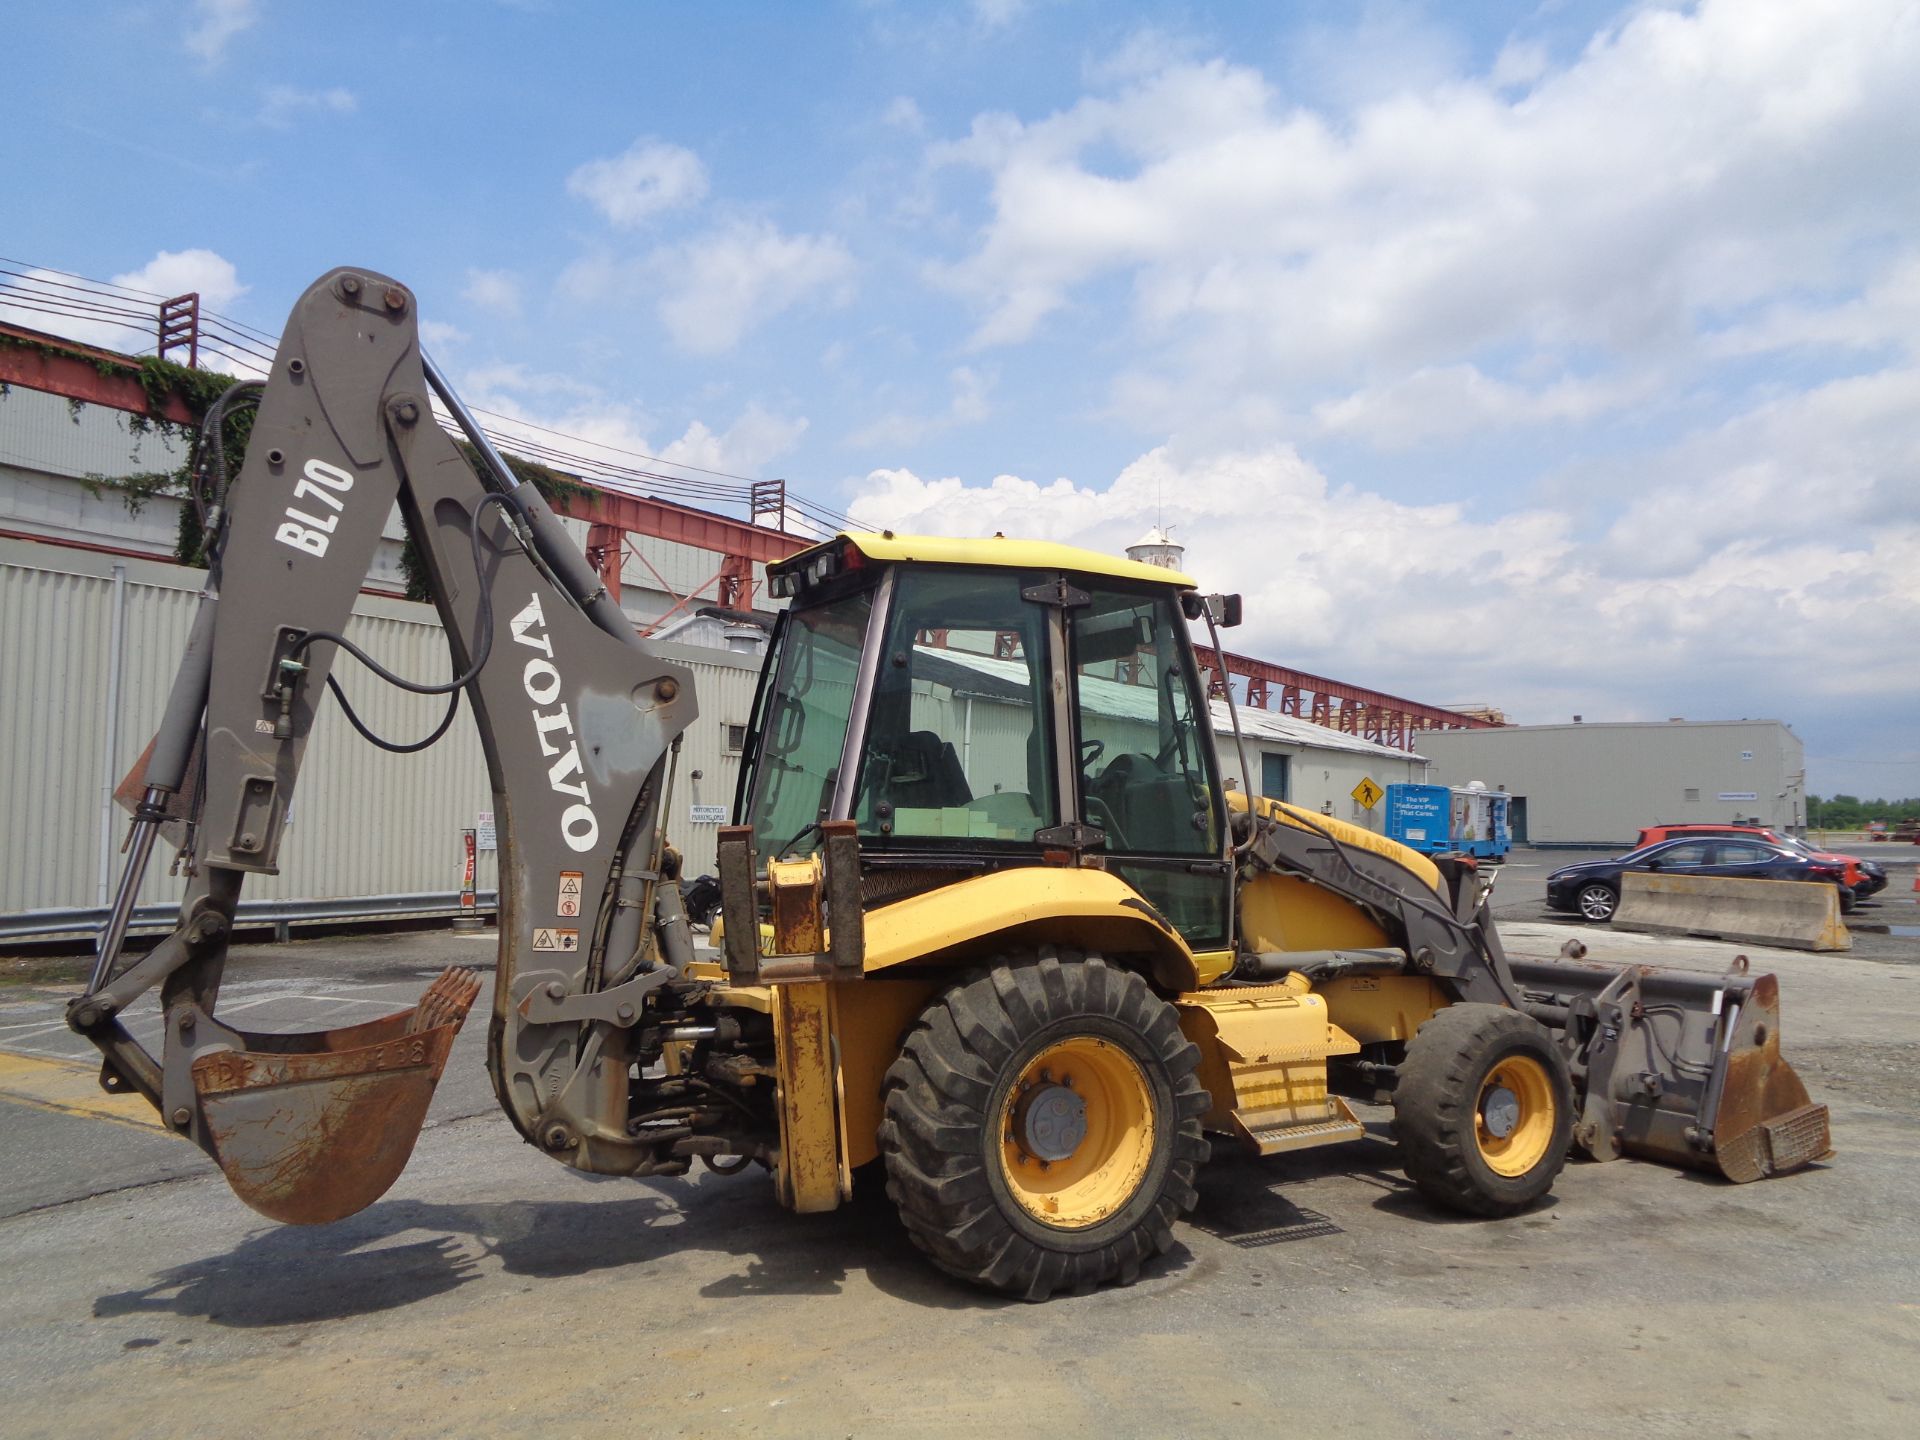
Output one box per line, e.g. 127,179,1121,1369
1125,525,1184,570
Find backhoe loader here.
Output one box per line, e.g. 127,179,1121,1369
68,269,1831,1300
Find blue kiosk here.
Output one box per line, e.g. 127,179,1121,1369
1384,782,1510,861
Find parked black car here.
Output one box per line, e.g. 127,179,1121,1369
1858,857,1889,897
1773,834,1887,899
1546,838,1854,923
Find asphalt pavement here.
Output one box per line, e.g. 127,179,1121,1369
1,902,1916,1437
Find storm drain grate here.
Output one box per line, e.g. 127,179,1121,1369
1191,1188,1344,1248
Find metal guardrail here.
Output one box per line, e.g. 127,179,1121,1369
0,890,498,943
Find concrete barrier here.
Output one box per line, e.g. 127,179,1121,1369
1612,871,1850,952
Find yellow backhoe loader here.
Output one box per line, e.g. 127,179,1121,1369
69,269,1830,1300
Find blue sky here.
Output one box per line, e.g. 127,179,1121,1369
6,1,1917,798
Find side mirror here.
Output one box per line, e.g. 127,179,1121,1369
1181,592,1243,627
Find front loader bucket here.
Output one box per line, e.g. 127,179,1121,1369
1509,957,1831,1183
188,967,482,1224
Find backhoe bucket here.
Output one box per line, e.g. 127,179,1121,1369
1508,957,1831,1182
188,967,482,1224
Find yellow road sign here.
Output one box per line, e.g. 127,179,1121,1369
1351,776,1384,810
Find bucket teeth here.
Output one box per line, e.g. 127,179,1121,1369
407,966,483,1035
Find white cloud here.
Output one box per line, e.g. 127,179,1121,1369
450,364,807,489
1309,365,1664,449
116,250,248,312
927,0,1920,449
0,250,249,360
185,0,256,66
883,96,927,134
845,388,1919,764
460,362,597,404
1705,256,1920,361
1084,27,1212,87
651,221,855,355
257,85,357,128
971,0,1027,32
567,138,708,229
847,365,995,449
418,319,469,350
1489,38,1550,91
462,268,522,316
660,406,810,477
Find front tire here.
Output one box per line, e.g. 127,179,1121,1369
1393,1004,1574,1218
878,951,1211,1301
1575,881,1619,922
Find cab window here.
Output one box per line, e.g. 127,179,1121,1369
855,569,1057,843
1071,588,1219,855
742,592,872,858
1070,586,1226,944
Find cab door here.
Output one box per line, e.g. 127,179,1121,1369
1067,584,1231,946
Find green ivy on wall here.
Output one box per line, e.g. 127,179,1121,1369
4,335,590,589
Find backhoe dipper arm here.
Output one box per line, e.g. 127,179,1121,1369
68,268,699,1221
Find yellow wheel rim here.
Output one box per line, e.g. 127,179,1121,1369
997,1037,1155,1230
1475,1055,1556,1177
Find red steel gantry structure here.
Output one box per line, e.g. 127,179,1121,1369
0,316,1496,752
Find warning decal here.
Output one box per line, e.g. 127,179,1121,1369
532,928,579,953
557,870,583,918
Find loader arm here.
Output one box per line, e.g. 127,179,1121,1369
1225,795,1830,1182
67,268,705,1221
1230,794,1523,1007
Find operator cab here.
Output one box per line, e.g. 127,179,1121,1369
735,533,1232,945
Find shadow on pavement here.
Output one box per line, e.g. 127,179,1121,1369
90,1165,1193,1327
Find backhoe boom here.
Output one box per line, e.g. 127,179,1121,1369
69,268,702,1218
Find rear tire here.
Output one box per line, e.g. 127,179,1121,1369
1393,1004,1574,1218
878,950,1210,1301
1575,882,1618,922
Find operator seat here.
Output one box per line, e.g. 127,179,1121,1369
887,729,971,810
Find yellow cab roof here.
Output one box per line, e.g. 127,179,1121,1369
779,530,1197,589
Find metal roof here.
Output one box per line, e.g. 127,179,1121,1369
915,644,1422,762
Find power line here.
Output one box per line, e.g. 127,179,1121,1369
0,255,175,299
2,255,856,539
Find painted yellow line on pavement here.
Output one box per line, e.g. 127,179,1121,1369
0,1050,162,1130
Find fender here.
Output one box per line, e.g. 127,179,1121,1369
860,867,1224,991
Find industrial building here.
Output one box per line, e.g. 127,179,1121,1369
0,282,1467,939
1419,720,1806,848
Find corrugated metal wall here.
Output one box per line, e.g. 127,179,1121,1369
0,385,188,479
2,531,1446,926
1420,721,1805,845
0,538,763,921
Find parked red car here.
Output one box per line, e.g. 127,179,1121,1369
1634,823,1881,902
